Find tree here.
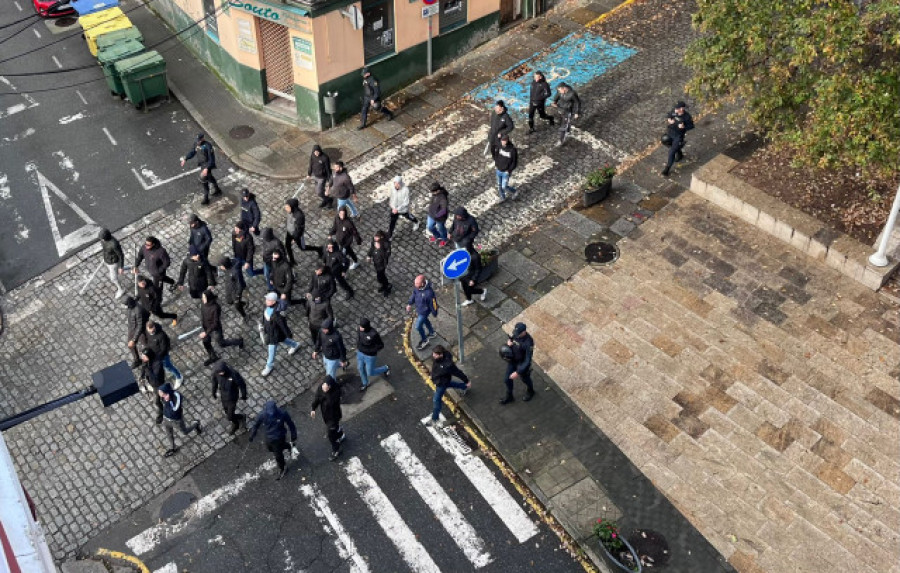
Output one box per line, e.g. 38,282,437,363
685,0,900,177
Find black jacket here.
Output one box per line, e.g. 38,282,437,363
552,86,582,115
189,220,213,257
144,324,171,358
427,189,449,222
362,75,382,102
449,208,479,248
211,361,247,403
159,383,186,420
271,258,295,295
307,298,334,327
141,354,165,389
240,195,261,230
127,304,150,342
488,109,514,144
220,258,245,304
263,307,292,345
315,326,347,361
250,400,297,443
331,216,361,249
135,243,170,278
492,142,518,173
177,257,209,292
308,146,332,180
666,109,694,142
285,199,305,240
529,79,552,104
510,333,535,373
330,171,356,200
136,282,160,314
101,237,125,267
366,239,391,272
201,296,223,334
232,230,256,263
260,229,285,265
322,247,349,276
464,251,483,283
310,380,342,425
357,326,384,356
185,140,216,169
431,352,469,387
308,270,336,301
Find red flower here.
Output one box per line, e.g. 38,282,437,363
611,533,617,538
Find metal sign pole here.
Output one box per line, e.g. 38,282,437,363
427,14,433,76
454,278,465,363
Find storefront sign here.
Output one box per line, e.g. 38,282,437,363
292,36,313,70
229,0,311,33
236,19,257,54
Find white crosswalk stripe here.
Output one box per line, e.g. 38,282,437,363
465,155,557,218
568,127,626,161
381,433,494,568
344,456,442,573
423,416,540,543
300,483,371,573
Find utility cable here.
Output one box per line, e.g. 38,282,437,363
0,14,39,45
0,13,39,32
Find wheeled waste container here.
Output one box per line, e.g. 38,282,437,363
95,27,143,51
83,8,133,56
78,5,123,28
97,38,145,96
115,51,168,108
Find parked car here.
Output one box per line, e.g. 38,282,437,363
32,0,75,18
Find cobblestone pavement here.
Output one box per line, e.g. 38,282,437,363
0,0,707,559
516,192,900,573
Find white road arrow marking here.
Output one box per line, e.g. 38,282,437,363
26,163,100,257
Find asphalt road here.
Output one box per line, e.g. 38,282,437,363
84,338,583,573
0,7,231,290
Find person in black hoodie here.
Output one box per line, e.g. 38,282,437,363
250,399,298,479
124,296,149,368
239,189,261,235
356,318,388,391
199,289,244,365
487,100,514,156
312,318,346,381
426,182,450,246
139,348,165,422
210,360,248,435
449,206,479,250
426,345,470,426
176,246,210,300
366,231,392,296
180,133,221,205
307,262,337,303
133,236,175,294
145,321,184,387
330,206,362,269
99,228,126,299
271,249,305,306
308,145,333,208
661,101,694,177
550,82,581,146
261,292,300,377
527,71,554,134
260,227,285,291
491,135,519,201
284,198,321,264
232,221,262,279
322,241,354,299
136,275,177,325
460,246,488,306
218,256,248,321
329,162,359,217
306,295,333,348
158,381,202,457
500,322,535,404
188,214,216,285
309,376,345,461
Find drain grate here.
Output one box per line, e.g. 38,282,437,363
229,125,255,140
584,241,619,265
55,16,78,27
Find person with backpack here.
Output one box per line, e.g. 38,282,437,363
180,133,221,205
406,274,438,351
449,207,479,250
158,382,202,458
387,175,419,237
322,241,354,299
527,71,554,134
308,145,333,208
356,318,389,391
426,182,450,247
309,376,346,461
250,399,298,480
426,345,470,427
239,189,261,235
491,135,519,202
312,318,347,381
98,228,126,299
199,289,244,366
261,292,301,377
210,360,248,435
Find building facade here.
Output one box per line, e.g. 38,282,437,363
153,0,501,129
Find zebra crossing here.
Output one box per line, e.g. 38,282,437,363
131,416,540,573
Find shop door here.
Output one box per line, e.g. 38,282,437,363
258,18,296,110
499,0,517,25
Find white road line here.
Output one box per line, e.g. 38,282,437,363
568,127,626,161
14,1,22,10
126,459,279,555
102,127,117,146
344,457,440,573
465,155,556,218
52,150,80,182
33,28,41,38
0,76,40,119
299,484,371,573
381,434,493,568
2,127,35,143
75,90,88,105
27,163,99,256
152,564,177,573
131,167,200,191
423,416,540,543
51,55,62,69
59,113,85,125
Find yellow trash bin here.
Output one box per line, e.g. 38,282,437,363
82,9,133,57
78,6,124,30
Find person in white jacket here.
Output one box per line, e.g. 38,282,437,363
387,175,420,238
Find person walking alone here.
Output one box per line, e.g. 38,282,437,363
313,318,347,381
310,376,346,461
261,292,301,377
387,175,419,237
199,289,244,366
460,246,488,306
491,135,519,201
661,101,694,177
98,228,126,299
158,382,202,458
407,275,438,351
426,345,470,427
527,71,554,134
180,133,221,205
486,100,514,156
249,399,298,480
426,182,450,247
308,145,334,208
499,322,535,404
329,162,360,218
367,231,392,296
356,318,389,392
550,83,581,147
210,360,248,435
124,296,149,368
359,67,394,130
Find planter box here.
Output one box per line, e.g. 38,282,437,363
599,537,642,572
477,252,499,283
583,178,612,207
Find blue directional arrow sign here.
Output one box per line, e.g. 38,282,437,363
441,248,471,280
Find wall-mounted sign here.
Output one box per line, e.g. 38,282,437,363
236,19,257,53
292,36,313,70
229,0,311,33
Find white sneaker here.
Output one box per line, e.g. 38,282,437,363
173,377,184,390
288,344,300,356
412,221,420,231
261,365,273,377
461,299,474,307
480,288,488,302
349,262,359,271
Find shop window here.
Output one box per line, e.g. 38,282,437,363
362,0,395,62
439,0,466,33
203,0,218,40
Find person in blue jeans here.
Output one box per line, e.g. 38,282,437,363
426,182,449,246
261,292,300,377
232,222,263,279
313,318,347,380
425,345,470,427
144,321,184,389
491,135,518,201
406,274,438,351
356,318,390,391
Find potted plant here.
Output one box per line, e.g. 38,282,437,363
476,246,499,283
582,164,616,207
594,519,642,572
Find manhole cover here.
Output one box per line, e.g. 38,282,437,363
55,16,77,27
229,125,255,140
627,529,671,568
584,241,619,265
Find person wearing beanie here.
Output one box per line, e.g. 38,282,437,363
312,317,347,381
219,256,248,321
136,274,178,326
426,345,470,427
176,245,210,299
260,227,286,291
232,221,262,279
250,399,298,479
98,228,126,299
158,381,202,457
487,100,514,156
321,241,354,299
239,189,261,235
308,145,334,208
133,236,175,294
211,360,248,436
284,198,322,265
426,182,450,246
124,295,149,368
329,162,359,218
550,82,581,146
500,322,535,404
199,289,244,366
330,205,362,270
661,100,694,177
356,318,389,391
449,206,480,250
180,133,221,205
406,275,438,351
261,291,300,377
387,175,419,237
366,231,392,296
359,66,394,130
527,71,554,133
491,134,519,202
309,376,345,461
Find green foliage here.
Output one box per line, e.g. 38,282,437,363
593,518,624,552
685,0,900,177
585,164,617,187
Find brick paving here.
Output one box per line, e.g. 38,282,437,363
517,192,900,572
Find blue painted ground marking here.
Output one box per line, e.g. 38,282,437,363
468,32,637,116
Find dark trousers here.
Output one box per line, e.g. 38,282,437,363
503,363,534,397
335,273,354,296
275,288,307,307
202,328,242,357
559,112,574,144
388,211,418,236
375,268,390,292
266,438,289,470
360,100,393,126
308,324,320,347
231,300,248,319
199,168,222,202
326,423,344,453
221,400,244,429
285,233,323,264
163,417,199,450
663,138,685,174
528,100,552,128
462,280,484,301
342,245,358,263
129,344,141,364
151,302,177,321
151,273,175,293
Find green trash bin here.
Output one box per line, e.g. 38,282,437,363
95,27,144,52
114,50,168,109
98,38,145,97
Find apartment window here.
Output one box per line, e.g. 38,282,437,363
439,0,466,33
362,0,395,62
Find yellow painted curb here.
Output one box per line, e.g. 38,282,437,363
585,0,638,28
402,319,600,573
96,548,151,573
